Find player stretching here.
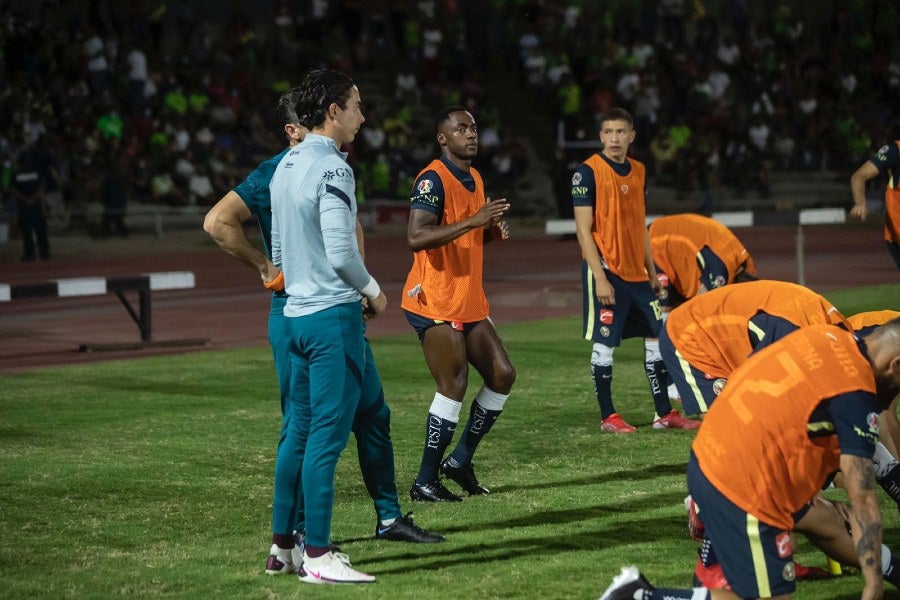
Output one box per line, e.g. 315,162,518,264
601,320,900,600
649,212,757,312
402,106,515,502
571,107,698,433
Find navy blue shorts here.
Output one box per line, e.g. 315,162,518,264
403,309,483,343
659,324,723,415
698,246,730,291
653,263,687,309
582,261,661,345
688,452,804,598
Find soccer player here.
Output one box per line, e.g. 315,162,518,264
571,107,698,433
204,88,444,577
850,141,900,268
659,280,850,416
660,285,900,588
851,310,900,339
401,106,515,502
600,320,900,600
269,69,385,584
850,310,900,467
649,213,757,312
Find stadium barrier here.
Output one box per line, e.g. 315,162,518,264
0,271,209,351
544,208,847,286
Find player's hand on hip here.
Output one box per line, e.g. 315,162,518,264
595,278,615,305
262,265,284,292
365,291,388,317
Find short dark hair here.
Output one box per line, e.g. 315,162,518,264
434,105,469,134
276,86,302,125
294,69,355,129
599,107,634,128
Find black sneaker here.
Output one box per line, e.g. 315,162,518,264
440,458,490,495
376,513,446,543
598,566,654,600
409,479,463,502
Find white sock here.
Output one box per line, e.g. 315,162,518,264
873,442,898,479
668,382,680,401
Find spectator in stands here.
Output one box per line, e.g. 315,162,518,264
125,41,149,115
82,28,111,95
0,0,897,229
649,126,679,185
188,165,215,207
100,152,130,238
11,150,50,261
150,159,186,206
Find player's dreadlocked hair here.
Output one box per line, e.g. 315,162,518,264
293,69,355,130
276,86,302,125
433,105,469,134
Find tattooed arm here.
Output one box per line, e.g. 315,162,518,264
841,453,885,600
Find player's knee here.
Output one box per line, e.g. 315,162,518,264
353,400,391,436
492,362,516,392
436,370,469,399
369,402,391,429
591,343,614,367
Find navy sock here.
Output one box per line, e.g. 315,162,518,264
646,358,672,417
449,401,501,465
884,550,900,586
877,463,900,505
415,412,456,484
592,364,615,418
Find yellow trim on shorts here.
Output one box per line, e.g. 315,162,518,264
584,265,595,341
748,321,766,344
746,514,771,598
676,348,708,412
807,421,836,433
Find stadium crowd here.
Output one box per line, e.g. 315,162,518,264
1,0,899,237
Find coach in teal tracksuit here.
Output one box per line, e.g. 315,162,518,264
270,70,445,583
204,85,443,577
270,73,384,581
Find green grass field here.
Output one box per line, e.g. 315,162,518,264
2,284,898,599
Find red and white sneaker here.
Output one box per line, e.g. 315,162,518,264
653,409,701,430
299,551,375,584
692,557,730,590
265,543,303,575
600,413,637,433
684,495,705,541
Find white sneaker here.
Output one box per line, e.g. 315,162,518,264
299,551,375,584
265,543,303,575
598,566,654,600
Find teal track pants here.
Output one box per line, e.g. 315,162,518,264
269,301,401,544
